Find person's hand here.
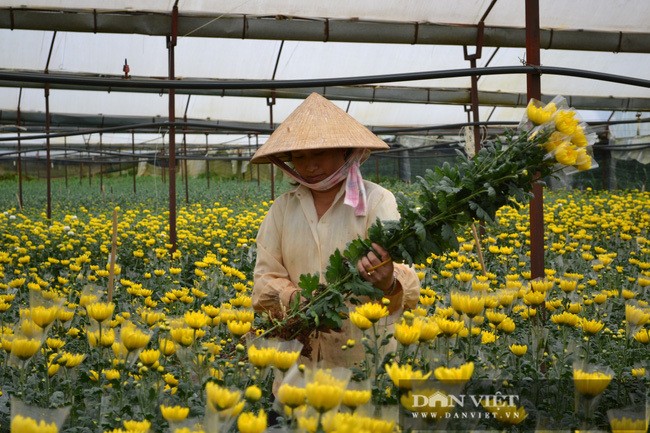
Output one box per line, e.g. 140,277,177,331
357,242,396,295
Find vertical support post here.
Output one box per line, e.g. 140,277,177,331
183,120,189,205
526,0,544,280
131,130,137,194
255,134,260,187
45,84,52,219
44,31,56,220
464,50,483,155
182,96,191,204
64,136,68,189
205,133,210,188
167,1,179,253
16,89,23,209
267,96,276,200
99,132,104,193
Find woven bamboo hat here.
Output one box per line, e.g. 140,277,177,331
251,92,389,164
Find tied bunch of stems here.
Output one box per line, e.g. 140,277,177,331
262,96,596,342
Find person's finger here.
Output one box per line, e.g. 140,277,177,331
366,250,381,266
371,242,391,260
357,258,374,279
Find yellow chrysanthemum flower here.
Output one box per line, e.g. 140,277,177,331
169,327,195,347
633,328,649,344
123,419,151,432
237,410,267,433
29,306,59,328
349,311,373,330
227,320,251,336
160,404,190,422
385,362,432,389
434,361,474,384
573,368,612,397
509,344,528,356
87,327,115,348
609,416,649,433
205,382,241,412
434,317,465,336
580,318,605,335
86,302,115,323
450,292,484,318
273,349,300,372
10,337,41,361
305,381,344,413
341,389,372,409
183,310,209,329
625,304,650,327
120,322,151,352
11,414,58,433
244,385,262,402
247,345,276,368
526,101,556,125
554,109,579,135
138,349,160,367
394,320,421,346
354,302,389,323
277,383,306,408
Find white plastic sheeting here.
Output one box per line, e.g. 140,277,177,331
0,0,649,148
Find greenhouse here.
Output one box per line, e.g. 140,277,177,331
0,1,648,433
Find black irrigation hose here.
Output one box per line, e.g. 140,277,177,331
1,65,649,90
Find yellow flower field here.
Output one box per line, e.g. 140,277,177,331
0,184,648,433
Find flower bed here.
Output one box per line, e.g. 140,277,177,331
0,100,648,433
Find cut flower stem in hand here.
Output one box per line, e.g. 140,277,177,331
258,95,598,343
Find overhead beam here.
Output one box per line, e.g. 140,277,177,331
0,110,518,138
1,9,650,54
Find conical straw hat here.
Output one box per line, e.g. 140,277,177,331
251,92,389,164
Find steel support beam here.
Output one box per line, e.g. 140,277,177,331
526,0,544,280
2,9,650,54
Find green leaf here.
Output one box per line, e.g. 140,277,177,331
344,238,371,264
325,249,348,283
440,223,459,250
298,273,320,301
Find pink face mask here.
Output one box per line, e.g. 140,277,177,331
268,148,370,216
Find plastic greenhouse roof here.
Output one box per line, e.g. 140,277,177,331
1,0,650,148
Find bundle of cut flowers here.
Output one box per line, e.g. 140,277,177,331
264,96,598,339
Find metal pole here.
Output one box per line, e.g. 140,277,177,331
64,136,68,188
183,95,191,204
267,96,275,200
255,134,260,187
167,1,179,253
205,133,210,189
526,0,544,280
16,88,23,209
99,131,104,193
45,84,52,219
131,130,137,194
44,31,57,220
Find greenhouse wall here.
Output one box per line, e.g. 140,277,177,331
0,146,646,190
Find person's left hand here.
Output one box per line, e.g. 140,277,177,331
357,242,395,294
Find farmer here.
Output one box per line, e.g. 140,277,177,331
250,92,420,367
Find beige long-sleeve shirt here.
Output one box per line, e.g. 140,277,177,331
252,180,420,367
